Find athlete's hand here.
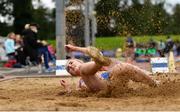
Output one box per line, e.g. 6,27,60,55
60,80,66,87
60,80,71,93
65,44,76,52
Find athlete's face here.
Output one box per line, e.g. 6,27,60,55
66,59,83,76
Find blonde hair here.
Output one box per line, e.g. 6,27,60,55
7,32,15,38
25,24,30,29
41,40,48,46
65,59,83,75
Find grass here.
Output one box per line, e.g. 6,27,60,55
47,40,56,48
95,35,180,50
48,35,180,50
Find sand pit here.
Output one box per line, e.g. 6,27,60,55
0,74,180,111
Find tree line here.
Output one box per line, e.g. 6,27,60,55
0,0,55,40
0,0,180,39
95,0,180,36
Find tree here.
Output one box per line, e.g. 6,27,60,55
95,0,170,36
171,4,180,34
33,6,55,39
11,0,34,34
0,23,13,36
95,0,120,36
11,0,56,39
150,2,169,35
0,0,13,36
65,0,85,46
0,0,55,39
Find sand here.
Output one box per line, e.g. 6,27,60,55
0,73,180,111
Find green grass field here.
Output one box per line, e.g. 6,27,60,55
48,35,180,50
95,35,180,50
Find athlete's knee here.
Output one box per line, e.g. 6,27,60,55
111,64,124,74
110,64,129,80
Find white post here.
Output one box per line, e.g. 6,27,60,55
56,0,66,59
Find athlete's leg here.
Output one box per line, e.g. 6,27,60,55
110,63,157,87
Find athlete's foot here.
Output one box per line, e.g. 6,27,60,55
87,46,111,66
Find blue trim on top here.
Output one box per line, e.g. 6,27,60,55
152,63,168,68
